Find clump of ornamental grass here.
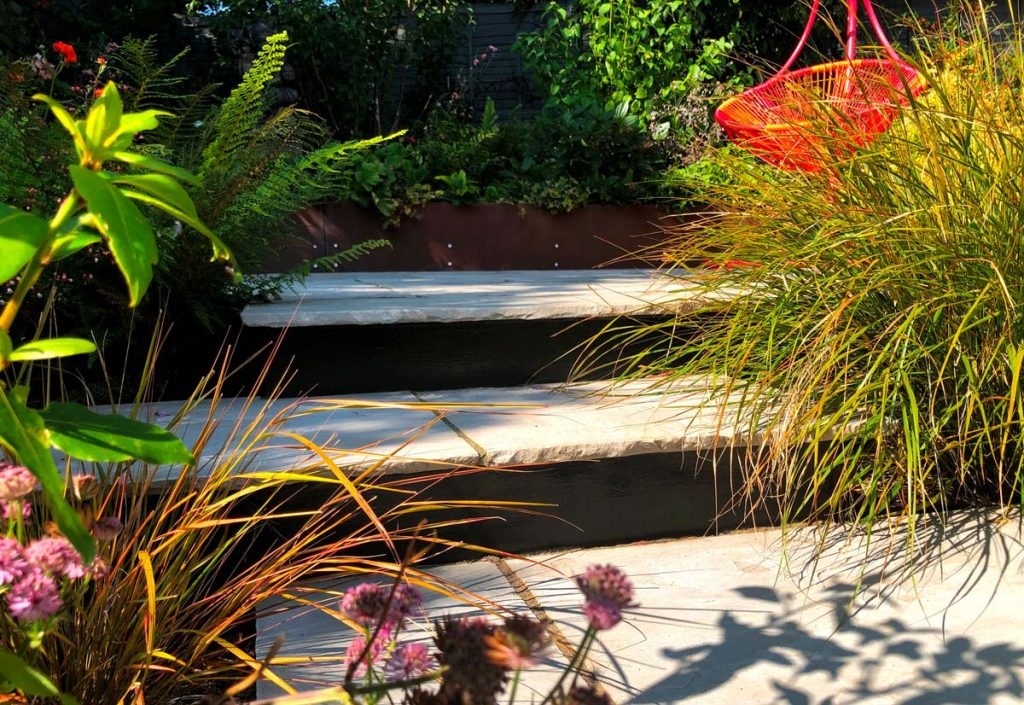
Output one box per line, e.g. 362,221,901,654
1,343,535,705
578,2,1024,537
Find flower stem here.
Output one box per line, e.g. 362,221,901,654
507,668,522,705
540,627,596,705
0,192,78,335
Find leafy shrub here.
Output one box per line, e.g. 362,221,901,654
514,0,807,143
578,3,1024,534
199,0,472,137
1,34,387,401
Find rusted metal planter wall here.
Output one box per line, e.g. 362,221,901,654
265,202,688,272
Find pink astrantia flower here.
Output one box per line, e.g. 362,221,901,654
384,642,434,681
24,536,86,579
6,569,63,622
345,624,393,676
574,564,636,631
92,516,123,542
0,499,31,523
340,582,422,628
0,537,29,585
0,463,37,500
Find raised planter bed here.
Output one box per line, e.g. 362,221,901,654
263,202,689,272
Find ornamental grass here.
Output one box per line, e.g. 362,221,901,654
1,337,535,704
578,2,1024,536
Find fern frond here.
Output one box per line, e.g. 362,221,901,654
198,106,330,223
111,37,191,111
199,31,289,180
300,239,392,275
213,135,389,264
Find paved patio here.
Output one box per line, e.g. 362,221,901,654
256,510,1024,703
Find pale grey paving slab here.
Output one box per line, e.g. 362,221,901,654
241,270,713,327
57,392,480,482
505,511,1024,705
254,560,571,701
417,380,773,467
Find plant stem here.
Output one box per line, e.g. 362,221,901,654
0,192,78,334
540,627,596,705
507,668,522,705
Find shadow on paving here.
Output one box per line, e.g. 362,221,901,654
603,511,1024,704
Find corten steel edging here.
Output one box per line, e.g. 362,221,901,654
261,202,698,272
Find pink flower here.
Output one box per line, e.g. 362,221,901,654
24,536,86,579
5,569,63,622
575,564,635,631
0,537,29,585
384,642,434,681
91,516,122,542
0,463,36,500
345,624,393,676
472,58,480,66
488,45,498,53
0,499,31,523
340,582,421,629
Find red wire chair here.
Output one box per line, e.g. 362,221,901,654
714,0,928,171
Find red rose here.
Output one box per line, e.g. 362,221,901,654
52,41,77,64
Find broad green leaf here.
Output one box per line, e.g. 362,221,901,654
114,173,199,219
0,204,48,282
0,384,94,561
85,83,122,153
112,151,199,185
119,190,237,276
69,165,156,306
32,94,87,160
40,402,195,465
0,649,61,698
110,109,171,143
9,337,96,362
50,231,102,261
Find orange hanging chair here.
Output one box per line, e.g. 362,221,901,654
715,0,927,171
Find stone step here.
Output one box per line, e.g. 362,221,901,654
241,270,711,328
254,511,1024,703
79,379,801,551
236,270,723,395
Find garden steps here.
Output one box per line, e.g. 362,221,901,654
236,270,732,395
240,270,718,328
71,378,833,551
254,510,1024,703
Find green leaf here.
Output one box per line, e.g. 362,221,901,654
9,337,96,362
0,649,65,699
50,231,102,261
118,190,237,275
69,165,156,306
0,330,11,363
32,93,87,159
113,173,199,219
111,109,170,142
40,402,195,465
112,151,199,185
0,204,48,282
85,83,122,153
0,384,94,561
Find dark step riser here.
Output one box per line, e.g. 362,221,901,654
233,446,826,567
238,316,677,396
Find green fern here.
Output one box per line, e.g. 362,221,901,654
199,31,289,180
298,239,391,276
214,134,389,258
112,37,191,110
